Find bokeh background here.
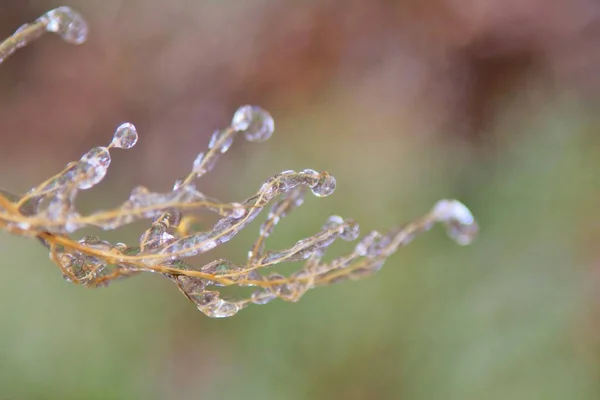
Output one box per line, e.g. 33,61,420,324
1,1,600,399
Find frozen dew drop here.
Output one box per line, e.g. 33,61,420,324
81,147,111,168
77,147,111,189
114,243,128,252
192,152,205,173
195,291,240,318
231,105,274,142
229,202,246,219
43,7,88,45
432,199,474,225
208,129,234,153
354,231,384,258
177,275,207,295
129,185,149,200
301,169,320,187
76,162,108,190
202,300,240,318
310,172,336,197
431,199,478,245
14,24,28,35
325,215,344,229
111,123,138,149
198,239,217,253
251,290,276,305
192,151,218,176
160,232,176,245
340,220,360,241
172,178,184,191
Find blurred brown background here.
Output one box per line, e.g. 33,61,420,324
1,1,600,399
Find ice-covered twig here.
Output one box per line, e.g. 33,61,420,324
0,7,479,318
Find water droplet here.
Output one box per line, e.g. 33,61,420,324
251,290,276,305
114,243,128,252
14,24,28,35
301,169,320,187
340,220,360,241
76,161,108,189
432,199,478,245
266,273,295,299
193,152,205,171
81,147,111,168
197,239,217,253
194,291,240,318
208,129,234,153
161,232,175,244
111,122,138,149
204,299,240,318
310,172,336,197
177,275,207,295
325,215,344,227
354,231,383,257
43,7,88,45
172,178,184,191
141,225,176,250
229,203,245,219
192,152,218,175
129,186,149,204
231,105,274,142
432,199,474,225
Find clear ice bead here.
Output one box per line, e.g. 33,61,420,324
301,169,320,187
340,220,360,241
111,122,138,149
203,299,240,318
76,160,108,190
251,290,276,305
81,147,111,168
432,199,478,245
310,172,336,197
192,152,218,175
128,186,149,205
177,275,207,295
43,7,88,45
208,129,234,153
325,215,344,228
229,203,246,219
195,291,240,318
231,105,274,142
354,231,383,257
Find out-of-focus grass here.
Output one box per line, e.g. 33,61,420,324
1,89,600,400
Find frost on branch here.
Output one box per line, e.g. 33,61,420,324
0,7,479,318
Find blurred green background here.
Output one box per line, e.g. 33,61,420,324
1,1,600,399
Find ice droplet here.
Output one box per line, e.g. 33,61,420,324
251,290,276,305
431,199,478,245
310,172,336,197
43,7,88,45
195,291,241,318
193,151,219,176
208,129,234,153
231,105,274,142
76,162,108,189
81,147,111,168
229,203,246,219
325,215,344,228
340,220,360,241
111,123,138,149
78,147,111,189
301,169,320,187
